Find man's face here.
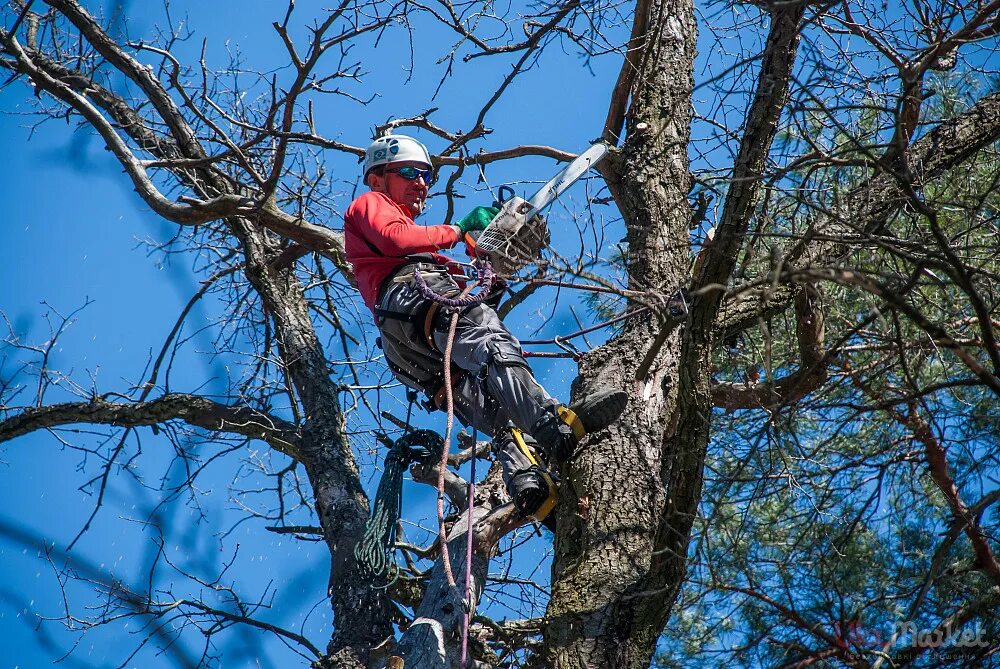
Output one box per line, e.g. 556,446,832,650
367,161,431,217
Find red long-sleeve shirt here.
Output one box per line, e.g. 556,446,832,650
344,191,461,310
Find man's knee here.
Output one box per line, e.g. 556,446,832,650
485,337,530,371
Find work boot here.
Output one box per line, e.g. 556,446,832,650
532,389,629,463
509,467,559,533
510,467,554,515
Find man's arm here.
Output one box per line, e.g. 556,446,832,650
348,194,459,257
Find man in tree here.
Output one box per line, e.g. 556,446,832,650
344,133,628,520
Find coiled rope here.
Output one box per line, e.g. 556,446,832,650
354,428,444,586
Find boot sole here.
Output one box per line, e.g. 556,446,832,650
570,390,628,434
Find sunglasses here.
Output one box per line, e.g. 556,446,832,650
387,166,435,184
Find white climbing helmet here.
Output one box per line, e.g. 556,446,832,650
363,133,432,177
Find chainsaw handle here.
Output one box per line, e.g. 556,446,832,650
495,185,515,207
464,230,481,258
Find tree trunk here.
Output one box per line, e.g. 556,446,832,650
234,224,393,668
545,0,698,665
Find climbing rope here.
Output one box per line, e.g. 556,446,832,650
460,376,481,668
437,311,462,593
411,258,497,598
354,428,443,585
414,260,492,667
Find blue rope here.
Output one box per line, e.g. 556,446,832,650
354,428,444,586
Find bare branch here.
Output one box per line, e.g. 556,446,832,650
0,394,302,459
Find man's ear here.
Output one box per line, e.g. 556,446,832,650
366,171,385,192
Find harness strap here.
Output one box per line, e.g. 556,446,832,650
556,405,586,442
510,428,559,522
377,301,437,352
423,302,442,351
374,305,420,323
420,270,479,354
378,260,464,354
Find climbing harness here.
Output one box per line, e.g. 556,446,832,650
360,273,688,584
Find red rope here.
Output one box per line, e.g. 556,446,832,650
437,311,460,590
437,307,477,668
460,416,477,667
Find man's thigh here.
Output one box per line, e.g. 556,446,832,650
433,303,523,371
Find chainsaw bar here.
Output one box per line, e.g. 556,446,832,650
523,142,609,218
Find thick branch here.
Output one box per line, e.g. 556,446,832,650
711,283,827,410
794,91,1000,261
0,43,185,163
602,0,653,144
233,225,391,662
0,394,302,459
639,4,807,644
692,3,805,305
410,459,470,512
397,463,528,668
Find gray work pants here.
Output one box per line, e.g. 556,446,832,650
375,264,557,484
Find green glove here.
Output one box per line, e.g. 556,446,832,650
455,206,499,234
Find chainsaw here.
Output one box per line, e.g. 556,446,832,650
466,142,609,277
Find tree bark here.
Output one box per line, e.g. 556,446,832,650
232,229,393,667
